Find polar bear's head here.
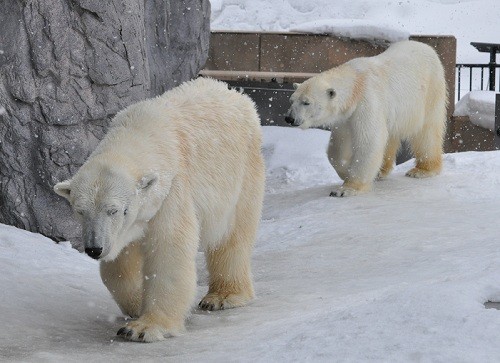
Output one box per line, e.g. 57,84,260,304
285,67,363,129
54,161,167,261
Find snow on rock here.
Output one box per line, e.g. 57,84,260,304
209,0,223,13
290,19,409,43
454,91,497,131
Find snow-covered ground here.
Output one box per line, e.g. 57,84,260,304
3,126,500,362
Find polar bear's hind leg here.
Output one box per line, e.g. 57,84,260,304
406,109,445,178
378,137,400,179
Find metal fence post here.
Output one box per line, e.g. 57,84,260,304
496,93,500,149
489,51,497,91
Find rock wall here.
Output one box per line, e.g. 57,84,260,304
0,0,210,242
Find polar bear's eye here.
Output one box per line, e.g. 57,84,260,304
302,101,310,106
107,209,118,216
76,210,84,216
124,208,128,216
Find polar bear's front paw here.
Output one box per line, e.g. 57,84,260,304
405,167,439,178
329,181,371,197
329,186,358,197
376,169,391,180
199,292,251,311
117,317,179,343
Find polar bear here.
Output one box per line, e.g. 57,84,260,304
285,40,447,197
53,77,265,342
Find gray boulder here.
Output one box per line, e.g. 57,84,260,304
0,0,210,242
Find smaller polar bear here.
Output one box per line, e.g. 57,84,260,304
54,78,265,342
285,40,447,197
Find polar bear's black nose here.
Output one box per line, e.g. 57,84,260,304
85,247,102,259
285,116,295,124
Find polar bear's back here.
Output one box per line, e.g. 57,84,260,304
377,40,444,81
162,77,260,141
105,77,261,163
350,40,447,137
160,77,262,170
350,40,445,92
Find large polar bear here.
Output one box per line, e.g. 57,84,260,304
285,40,447,197
53,77,265,342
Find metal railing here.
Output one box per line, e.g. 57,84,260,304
456,63,500,100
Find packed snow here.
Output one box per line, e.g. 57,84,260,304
454,90,497,130
3,126,500,361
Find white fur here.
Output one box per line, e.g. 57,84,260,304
286,40,447,196
54,77,265,342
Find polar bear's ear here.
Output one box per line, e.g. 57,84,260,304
54,180,72,200
138,173,158,191
327,88,336,98
293,83,300,90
